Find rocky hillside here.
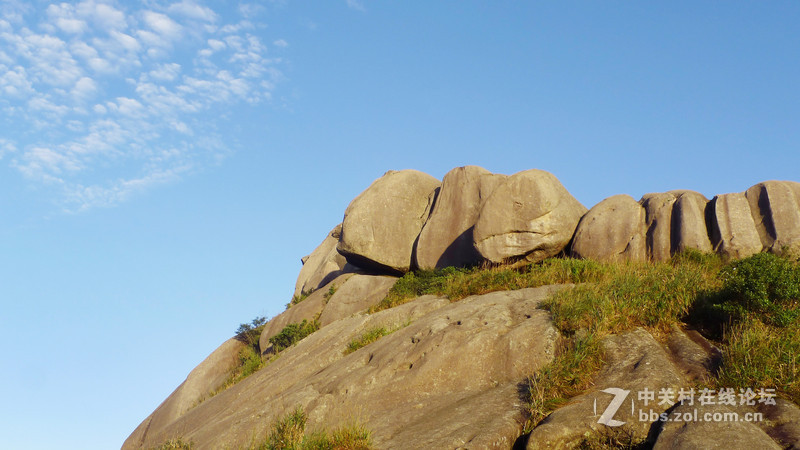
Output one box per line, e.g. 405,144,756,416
124,167,800,449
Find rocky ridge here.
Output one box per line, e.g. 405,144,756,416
124,167,800,449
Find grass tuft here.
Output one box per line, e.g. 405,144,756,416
524,333,604,432
269,319,321,353
251,407,373,450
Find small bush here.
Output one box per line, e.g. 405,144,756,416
256,407,373,450
718,252,800,326
288,290,313,310
151,437,194,449
263,407,307,450
237,316,268,349
269,319,320,352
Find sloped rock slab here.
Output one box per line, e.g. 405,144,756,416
126,286,566,449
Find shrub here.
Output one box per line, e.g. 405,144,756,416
151,437,194,449
264,407,307,450
718,252,800,326
256,407,373,450
237,316,268,349
269,319,320,352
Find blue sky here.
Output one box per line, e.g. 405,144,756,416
1,1,799,448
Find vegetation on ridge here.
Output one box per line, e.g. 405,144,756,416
251,406,372,450
365,250,800,430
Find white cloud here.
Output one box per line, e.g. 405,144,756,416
168,1,218,23
77,1,127,32
148,62,181,81
142,11,182,41
1,0,284,211
346,0,366,12
208,38,226,51
0,65,33,97
273,39,288,48
0,138,17,159
71,76,97,101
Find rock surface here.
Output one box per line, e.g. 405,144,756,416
745,180,800,257
337,170,440,274
670,190,713,254
709,192,763,260
570,194,647,262
258,274,354,354
653,402,781,450
414,166,506,270
293,224,356,298
642,193,678,262
124,286,564,449
526,328,687,448
474,169,587,264
318,274,397,326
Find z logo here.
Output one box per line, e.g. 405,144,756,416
595,387,630,427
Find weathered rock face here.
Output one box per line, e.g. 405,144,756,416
709,192,763,260
745,180,800,257
318,274,397,326
526,328,688,448
293,224,356,299
124,338,246,449
258,273,354,354
570,194,647,262
337,170,440,274
642,193,677,262
670,190,713,254
414,166,507,270
474,169,587,264
653,402,782,450
124,286,564,450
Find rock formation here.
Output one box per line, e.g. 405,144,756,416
125,168,800,449
570,194,647,262
473,169,587,264
337,170,440,274
414,165,506,270
293,224,356,298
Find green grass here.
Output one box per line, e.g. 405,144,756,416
250,407,372,450
370,258,611,312
345,326,390,354
269,319,321,352
288,290,313,310
344,321,411,355
524,333,604,432
151,437,194,449
542,251,724,336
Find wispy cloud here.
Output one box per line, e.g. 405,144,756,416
346,0,366,12
0,1,282,212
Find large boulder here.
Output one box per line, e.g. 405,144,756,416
653,402,781,450
709,192,763,260
414,166,507,270
570,194,647,262
318,274,397,326
670,190,713,255
293,224,356,299
745,180,800,257
124,286,564,449
337,170,440,274
474,169,587,264
641,193,677,262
